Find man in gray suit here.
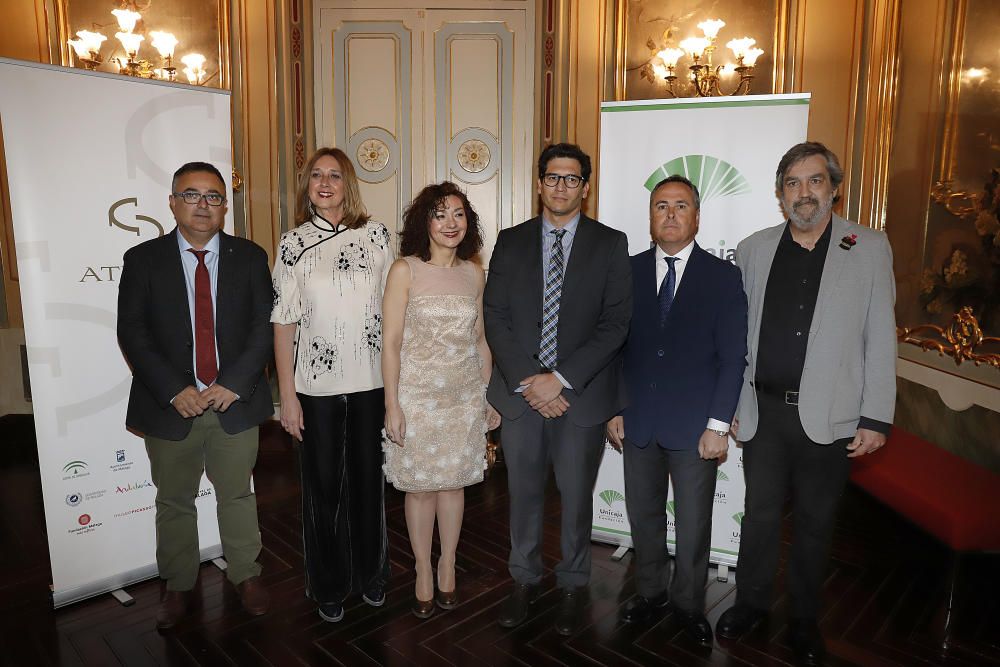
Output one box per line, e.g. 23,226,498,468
485,143,632,636
715,142,896,665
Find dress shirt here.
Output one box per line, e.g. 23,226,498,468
656,240,729,434
755,221,889,435
177,231,221,392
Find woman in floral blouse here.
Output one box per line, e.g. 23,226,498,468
271,147,393,623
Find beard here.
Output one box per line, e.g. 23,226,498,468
785,193,835,230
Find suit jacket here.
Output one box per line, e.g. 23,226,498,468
484,215,632,427
621,244,747,449
734,214,897,444
117,229,274,440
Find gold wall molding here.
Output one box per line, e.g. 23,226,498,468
898,306,1000,369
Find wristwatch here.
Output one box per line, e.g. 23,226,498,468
709,428,729,438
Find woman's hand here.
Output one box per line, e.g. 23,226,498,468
279,394,305,442
385,404,406,447
486,402,501,431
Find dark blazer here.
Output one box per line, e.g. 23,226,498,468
117,229,274,440
621,244,747,449
484,215,632,427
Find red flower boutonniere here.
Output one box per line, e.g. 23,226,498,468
839,233,858,250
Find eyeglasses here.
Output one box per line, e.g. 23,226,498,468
172,191,226,206
542,173,585,189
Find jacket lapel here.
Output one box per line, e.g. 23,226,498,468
560,215,592,305
809,215,850,334
748,224,784,357
162,229,194,337
215,231,235,332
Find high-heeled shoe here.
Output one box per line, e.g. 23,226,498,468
436,559,458,610
412,596,436,619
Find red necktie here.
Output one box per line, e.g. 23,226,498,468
187,249,218,386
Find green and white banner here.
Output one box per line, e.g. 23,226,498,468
592,93,810,565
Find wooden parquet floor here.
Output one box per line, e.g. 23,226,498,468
1,414,998,666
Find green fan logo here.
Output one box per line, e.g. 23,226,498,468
717,470,730,482
63,460,88,475
732,511,745,526
599,489,625,507
644,155,751,204
666,500,676,516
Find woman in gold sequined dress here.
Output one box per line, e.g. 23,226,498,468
382,182,501,619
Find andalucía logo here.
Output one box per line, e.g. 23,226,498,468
115,480,153,494
65,493,83,507
62,460,90,479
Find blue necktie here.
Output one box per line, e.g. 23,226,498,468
658,256,677,327
539,229,567,369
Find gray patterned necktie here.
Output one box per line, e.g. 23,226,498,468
539,229,567,369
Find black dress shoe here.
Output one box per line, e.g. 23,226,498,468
674,607,713,647
497,583,540,628
788,619,825,666
554,588,585,636
716,603,767,639
621,591,670,624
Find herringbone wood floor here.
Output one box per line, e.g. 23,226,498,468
1,414,997,666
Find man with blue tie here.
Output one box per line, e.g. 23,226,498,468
607,175,747,646
118,162,274,630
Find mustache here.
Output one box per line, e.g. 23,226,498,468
792,197,819,209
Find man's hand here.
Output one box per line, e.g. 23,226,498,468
519,373,565,410
846,427,886,458
172,385,210,418
537,394,570,419
201,384,239,412
698,429,729,461
606,416,624,452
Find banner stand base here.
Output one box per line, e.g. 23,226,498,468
212,558,228,571
610,546,630,561
110,589,135,607
715,564,730,582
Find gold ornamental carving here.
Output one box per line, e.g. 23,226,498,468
457,139,490,173
898,306,1000,369
357,139,390,172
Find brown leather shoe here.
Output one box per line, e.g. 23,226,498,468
436,588,458,610
412,596,436,619
237,576,270,616
156,590,191,630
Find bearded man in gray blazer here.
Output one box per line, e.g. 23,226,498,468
715,142,896,666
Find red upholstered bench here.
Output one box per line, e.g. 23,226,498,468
850,428,1000,552
849,428,1000,649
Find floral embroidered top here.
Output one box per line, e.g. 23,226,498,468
271,216,395,395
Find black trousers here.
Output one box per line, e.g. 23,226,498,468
623,443,716,612
298,388,389,605
501,409,606,589
735,392,852,619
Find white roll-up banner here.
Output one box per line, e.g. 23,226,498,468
593,94,810,565
0,57,234,607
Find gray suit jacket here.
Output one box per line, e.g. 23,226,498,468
734,214,897,444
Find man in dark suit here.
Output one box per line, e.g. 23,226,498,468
485,143,632,636
117,162,274,630
715,143,896,666
607,176,747,646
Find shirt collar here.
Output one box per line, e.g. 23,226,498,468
655,239,695,263
781,218,833,250
177,230,220,255
541,213,581,236
312,213,342,232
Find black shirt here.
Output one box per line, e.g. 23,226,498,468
754,221,889,435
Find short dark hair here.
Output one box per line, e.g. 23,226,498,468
650,175,701,210
400,181,483,262
538,143,592,182
775,141,844,201
171,162,225,192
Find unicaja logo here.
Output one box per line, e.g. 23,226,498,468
732,512,745,526
665,500,676,517
644,155,751,203
599,489,625,508
717,470,730,482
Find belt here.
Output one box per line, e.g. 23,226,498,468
752,381,799,406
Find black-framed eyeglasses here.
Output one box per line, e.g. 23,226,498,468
172,191,226,206
542,173,585,189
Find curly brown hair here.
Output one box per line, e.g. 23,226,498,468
399,181,483,261
294,147,370,229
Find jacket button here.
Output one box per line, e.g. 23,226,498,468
184,370,193,376
657,349,665,357
185,340,193,348
532,353,539,360
650,382,657,390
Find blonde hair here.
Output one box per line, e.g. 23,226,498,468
294,147,370,229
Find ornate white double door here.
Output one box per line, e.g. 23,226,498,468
315,1,536,263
